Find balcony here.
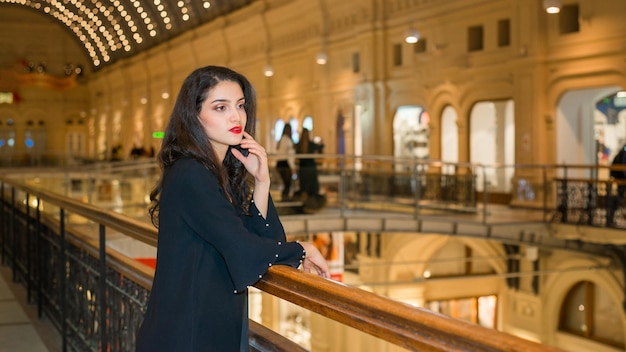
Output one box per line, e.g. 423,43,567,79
0,155,623,351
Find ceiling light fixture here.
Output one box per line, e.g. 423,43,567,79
404,27,420,44
316,51,328,65
543,0,562,14
263,64,274,77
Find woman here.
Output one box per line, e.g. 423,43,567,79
275,124,296,201
136,66,328,351
295,128,326,212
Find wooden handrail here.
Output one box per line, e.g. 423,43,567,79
1,178,158,247
255,266,566,352
249,320,308,352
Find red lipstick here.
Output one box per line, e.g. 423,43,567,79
230,126,242,134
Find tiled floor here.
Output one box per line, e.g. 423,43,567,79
0,265,61,352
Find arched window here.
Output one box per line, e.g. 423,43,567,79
559,281,624,349
274,120,285,143
392,105,429,160
302,116,313,132
25,131,34,148
7,131,15,148
274,118,300,146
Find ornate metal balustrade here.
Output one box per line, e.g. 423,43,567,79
553,177,626,228
0,184,153,351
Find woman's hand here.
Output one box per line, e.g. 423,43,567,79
231,132,270,184
299,242,330,278
232,132,270,216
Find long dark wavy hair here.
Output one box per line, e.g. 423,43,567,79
148,66,257,227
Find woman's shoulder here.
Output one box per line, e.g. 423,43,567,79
166,158,215,183
170,157,203,172
279,135,293,144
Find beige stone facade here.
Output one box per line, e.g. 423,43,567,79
1,1,625,351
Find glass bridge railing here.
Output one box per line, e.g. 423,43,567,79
6,154,626,228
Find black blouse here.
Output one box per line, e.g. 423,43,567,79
136,158,305,351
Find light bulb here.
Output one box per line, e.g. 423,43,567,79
543,0,561,14
405,27,420,44
316,51,328,65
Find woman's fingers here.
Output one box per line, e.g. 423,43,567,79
238,133,266,158
231,132,271,183
303,259,329,279
299,242,330,278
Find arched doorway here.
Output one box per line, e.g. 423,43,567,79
440,105,459,175
594,90,626,177
556,86,622,177
469,100,515,193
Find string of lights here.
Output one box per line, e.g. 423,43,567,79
0,0,254,69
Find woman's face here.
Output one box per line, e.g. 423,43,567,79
198,80,247,160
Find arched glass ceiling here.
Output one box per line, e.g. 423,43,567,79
0,0,253,70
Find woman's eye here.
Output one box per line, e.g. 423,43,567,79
215,105,225,111
237,103,245,109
